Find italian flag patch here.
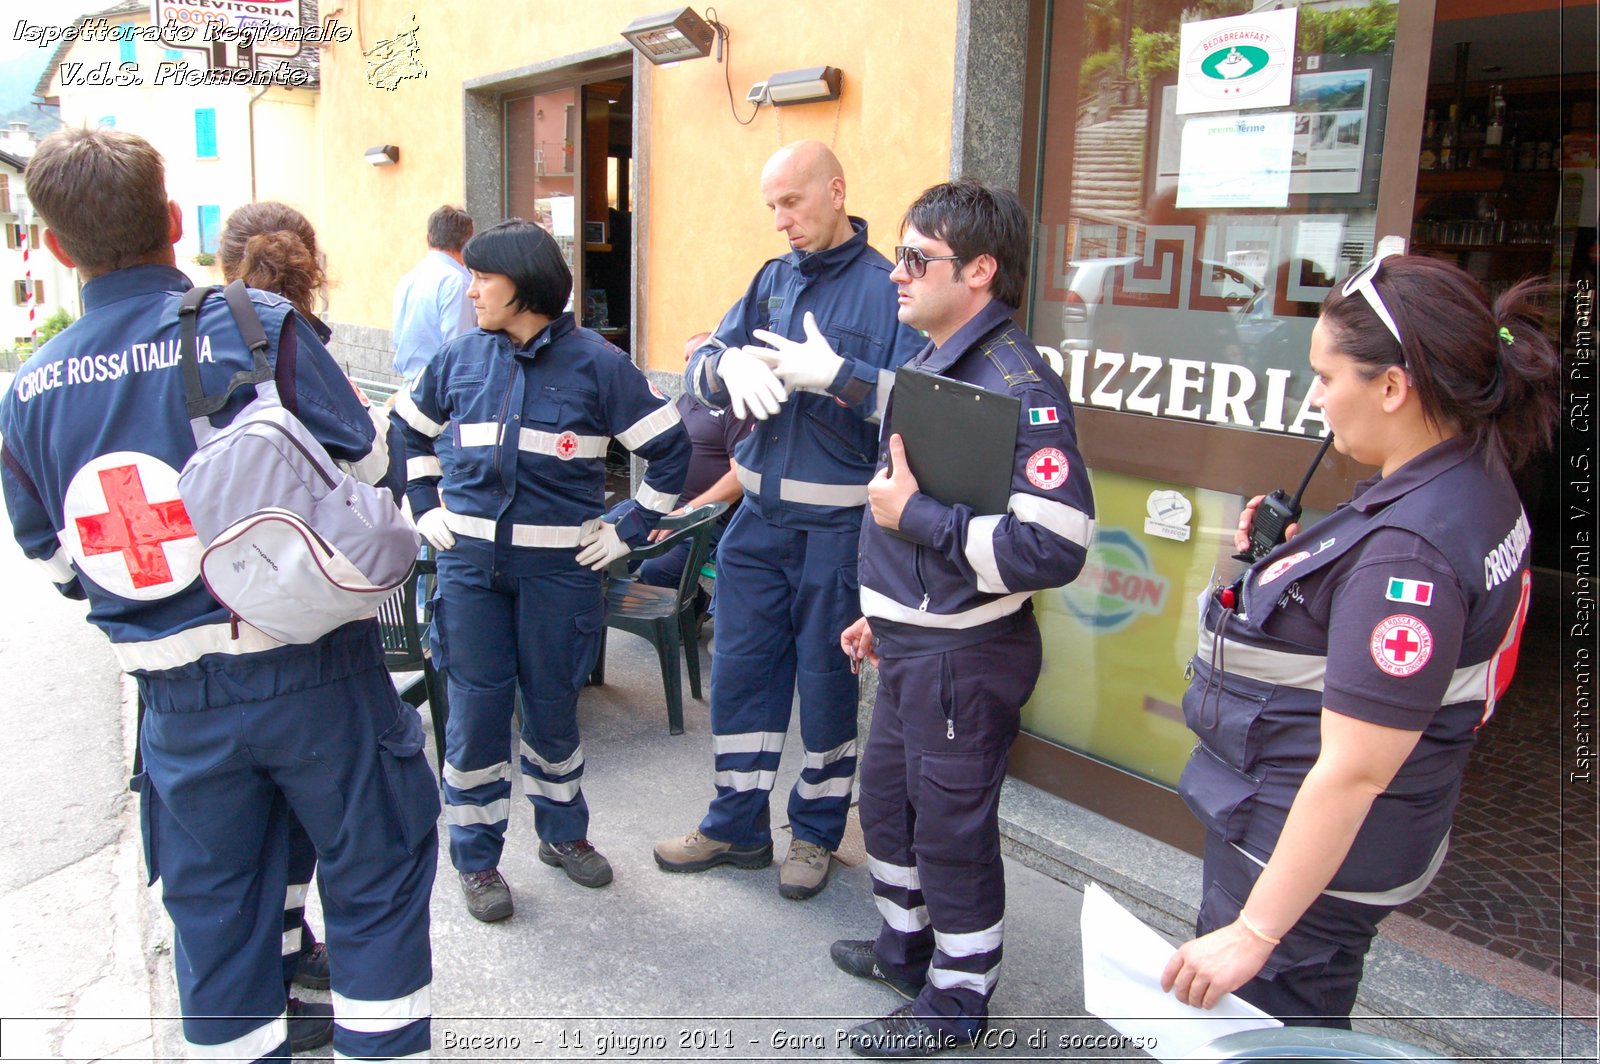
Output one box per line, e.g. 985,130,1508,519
1386,577,1434,606
1028,406,1059,425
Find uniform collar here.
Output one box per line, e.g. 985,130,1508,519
1350,434,1478,513
911,297,1015,375
793,216,870,277
511,310,577,358
81,263,192,311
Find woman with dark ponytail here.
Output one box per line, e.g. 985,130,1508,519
1162,252,1558,1025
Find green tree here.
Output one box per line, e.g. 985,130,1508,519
36,307,73,343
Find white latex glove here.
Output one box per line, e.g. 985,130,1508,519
576,521,631,570
716,346,787,421
416,508,455,551
751,311,844,393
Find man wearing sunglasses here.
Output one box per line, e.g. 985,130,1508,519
832,180,1095,1057
660,141,922,901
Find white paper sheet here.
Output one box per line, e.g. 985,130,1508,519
1079,882,1281,1064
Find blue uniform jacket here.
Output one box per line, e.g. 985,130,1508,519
393,313,690,576
859,300,1096,657
0,264,397,674
1182,435,1533,901
685,217,923,533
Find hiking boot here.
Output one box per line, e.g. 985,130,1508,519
538,839,614,888
653,829,772,872
287,997,333,1053
846,1004,960,1059
291,940,330,991
830,939,926,1001
458,868,513,922
778,838,833,899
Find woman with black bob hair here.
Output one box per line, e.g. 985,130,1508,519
1162,253,1559,1024
392,219,690,922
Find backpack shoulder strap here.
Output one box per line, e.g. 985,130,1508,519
179,280,274,418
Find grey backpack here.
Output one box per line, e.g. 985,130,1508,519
176,282,418,644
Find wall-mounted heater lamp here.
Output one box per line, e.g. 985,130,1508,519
621,7,718,64
766,66,842,107
365,145,399,166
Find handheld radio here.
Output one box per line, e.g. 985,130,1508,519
1234,432,1335,563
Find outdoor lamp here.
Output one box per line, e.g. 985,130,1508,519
620,7,718,64
364,145,399,166
765,66,842,106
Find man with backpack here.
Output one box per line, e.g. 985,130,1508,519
0,127,438,1062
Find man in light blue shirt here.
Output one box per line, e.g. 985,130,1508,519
392,205,475,381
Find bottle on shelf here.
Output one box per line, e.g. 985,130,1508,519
1439,105,1456,171
1482,85,1506,168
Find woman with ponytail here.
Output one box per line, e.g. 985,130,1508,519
1162,253,1559,1024
220,201,331,338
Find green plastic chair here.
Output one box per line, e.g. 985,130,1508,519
588,502,727,734
375,556,449,780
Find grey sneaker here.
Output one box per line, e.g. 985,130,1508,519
779,838,833,900
830,939,926,1000
458,868,513,922
653,829,772,872
539,839,614,888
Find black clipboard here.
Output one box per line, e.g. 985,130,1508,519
890,367,1019,515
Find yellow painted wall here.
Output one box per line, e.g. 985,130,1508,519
312,0,958,369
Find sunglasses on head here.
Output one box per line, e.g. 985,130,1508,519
1341,250,1404,351
894,245,962,279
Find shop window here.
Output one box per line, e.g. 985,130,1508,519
195,108,218,159
196,204,220,254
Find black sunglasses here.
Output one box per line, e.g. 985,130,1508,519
894,245,962,279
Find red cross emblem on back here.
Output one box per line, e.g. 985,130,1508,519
60,451,201,601
75,465,195,588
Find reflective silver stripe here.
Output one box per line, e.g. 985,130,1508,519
406,455,442,481
860,585,1032,630
963,515,1008,594
929,963,999,996
444,798,510,827
616,401,683,451
189,1015,286,1059
714,731,786,756
522,772,582,802
110,622,287,673
935,919,1004,957
868,856,921,890
331,984,431,1034
458,422,500,448
34,546,74,585
1443,659,1491,705
338,436,391,487
394,389,444,437
796,776,854,800
875,893,931,933
1233,833,1448,906
635,482,679,515
444,759,511,791
692,353,719,403
1010,493,1095,547
803,739,857,770
733,460,869,507
1197,627,1326,691
521,741,584,777
441,508,595,548
285,883,309,909
282,926,302,956
871,369,895,423
714,768,778,792
518,426,609,459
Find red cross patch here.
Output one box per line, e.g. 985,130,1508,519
1257,550,1310,587
58,451,200,600
1025,447,1068,490
1370,614,1433,678
554,431,580,460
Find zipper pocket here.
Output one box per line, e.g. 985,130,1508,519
802,409,872,465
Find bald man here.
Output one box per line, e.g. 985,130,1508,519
659,142,922,899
